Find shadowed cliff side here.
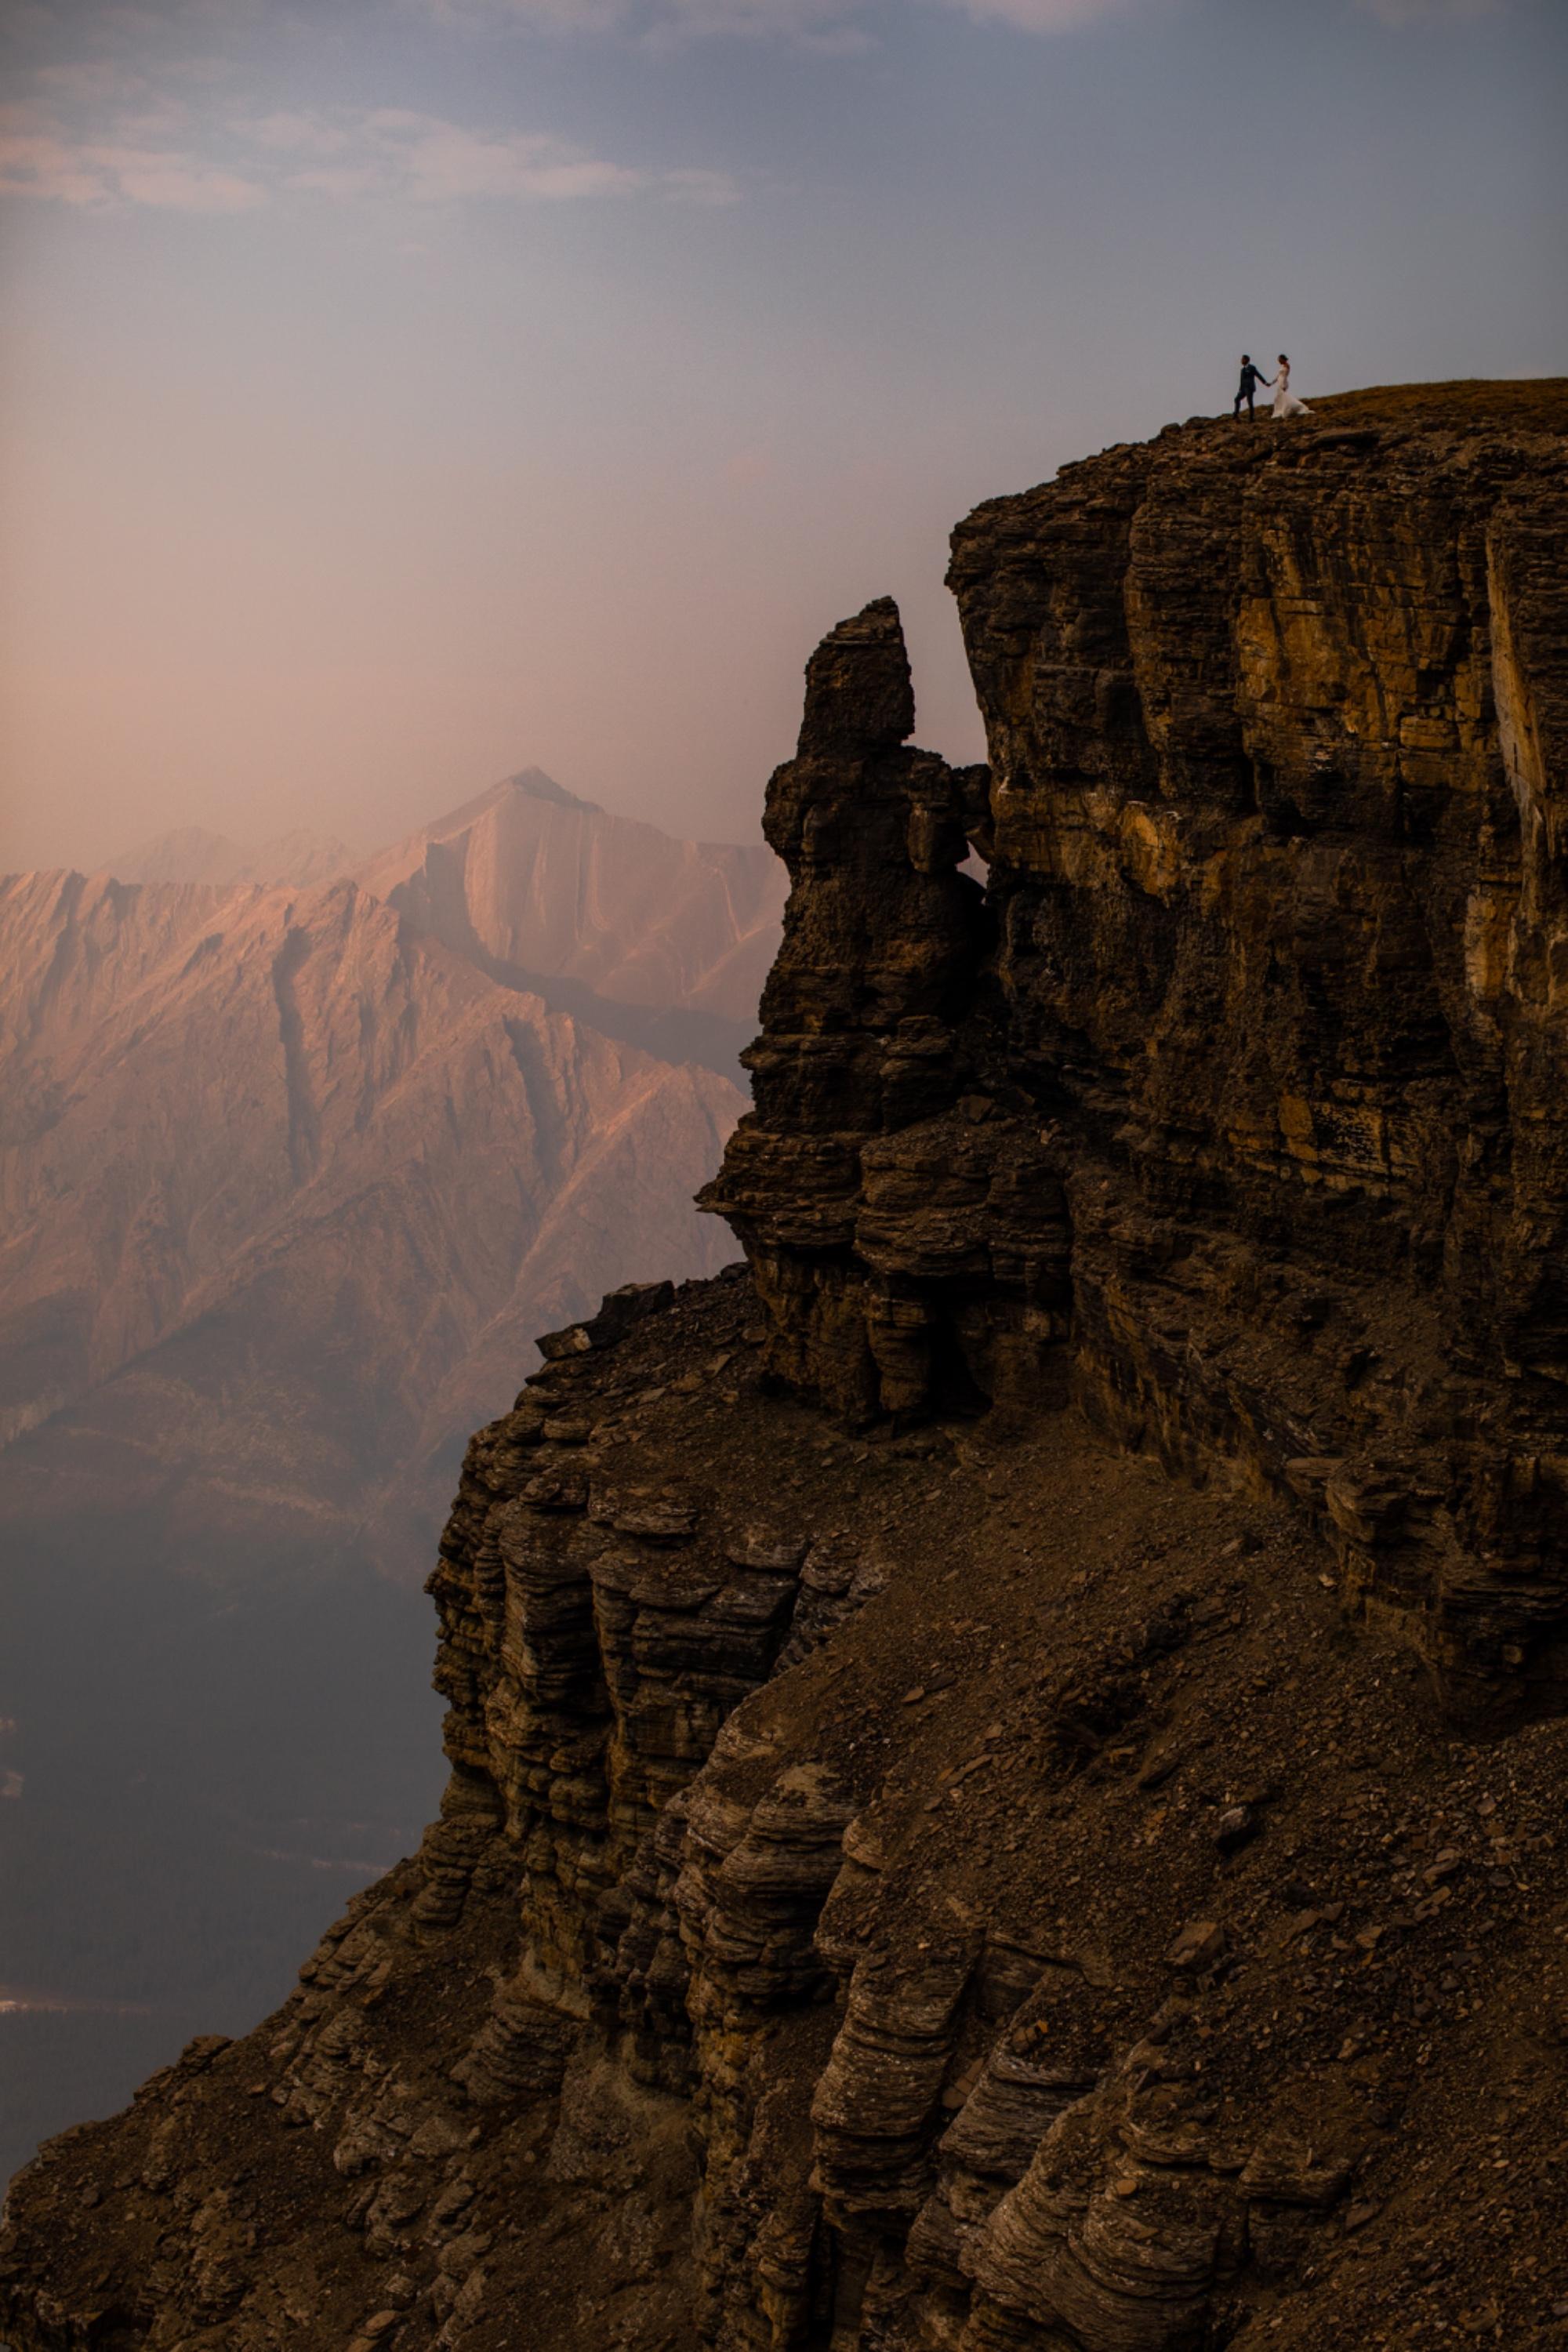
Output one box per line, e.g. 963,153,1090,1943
354,768,788,1075
710,382,1568,1725
4,386,1567,2352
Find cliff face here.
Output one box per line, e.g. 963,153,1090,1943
710,383,1568,1723
6,385,1568,2352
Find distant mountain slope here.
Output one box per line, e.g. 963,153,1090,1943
355,768,787,1029
0,867,742,1574
107,826,356,889
0,774,782,2171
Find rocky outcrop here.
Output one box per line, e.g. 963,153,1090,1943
5,383,1568,2352
9,1261,1568,2352
708,383,1568,1722
702,597,1064,1426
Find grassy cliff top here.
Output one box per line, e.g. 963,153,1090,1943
1300,377,1568,433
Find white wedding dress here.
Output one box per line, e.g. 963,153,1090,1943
1272,362,1310,419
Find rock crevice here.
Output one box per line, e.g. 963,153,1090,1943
710,393,1568,1721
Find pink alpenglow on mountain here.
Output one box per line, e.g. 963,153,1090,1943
105,826,358,891
356,769,787,1024
0,776,782,1581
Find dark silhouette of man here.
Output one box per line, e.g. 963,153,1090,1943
1233,355,1270,423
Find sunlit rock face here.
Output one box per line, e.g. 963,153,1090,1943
712,384,1568,1720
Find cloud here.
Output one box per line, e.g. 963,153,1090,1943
1352,0,1501,19
423,0,879,45
360,107,647,199
0,115,106,206
89,146,266,208
636,0,876,38
448,0,1138,36
0,106,266,209
939,0,1144,27
241,109,352,154
34,58,151,103
376,112,739,201
436,0,861,32
249,105,742,203
0,89,740,213
446,0,1516,34
281,163,387,199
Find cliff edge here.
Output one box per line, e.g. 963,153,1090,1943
4,382,1568,2352
712,377,1568,1723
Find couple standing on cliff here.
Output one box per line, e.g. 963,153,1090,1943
1234,354,1310,422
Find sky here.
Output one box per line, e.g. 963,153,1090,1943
0,0,1563,871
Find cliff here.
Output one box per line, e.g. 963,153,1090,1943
709,378,1568,1724
5,383,1568,2352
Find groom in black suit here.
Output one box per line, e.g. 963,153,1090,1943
1233,355,1269,422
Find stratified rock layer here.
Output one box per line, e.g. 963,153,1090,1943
5,385,1568,2352
709,383,1568,1722
8,1266,1568,2352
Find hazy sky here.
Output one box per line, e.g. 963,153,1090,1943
1,0,1563,870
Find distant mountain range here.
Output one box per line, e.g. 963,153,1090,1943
2,770,786,1576
0,768,786,2171
106,823,358,890
354,769,783,1075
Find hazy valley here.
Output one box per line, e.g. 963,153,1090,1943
0,771,784,2178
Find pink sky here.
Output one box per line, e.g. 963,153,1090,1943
2,0,1563,870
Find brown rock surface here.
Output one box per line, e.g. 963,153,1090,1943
5,385,1568,2350
7,1267,1568,2351
709,378,1568,1722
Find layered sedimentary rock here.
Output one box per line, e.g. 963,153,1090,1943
702,597,1063,1426
5,384,1568,2352
9,1265,1568,2352
709,382,1568,1722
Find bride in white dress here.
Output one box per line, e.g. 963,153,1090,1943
1271,354,1310,419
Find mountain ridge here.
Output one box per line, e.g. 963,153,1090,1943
104,824,359,891
0,772,786,2173
354,766,786,1033
0,857,750,1568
